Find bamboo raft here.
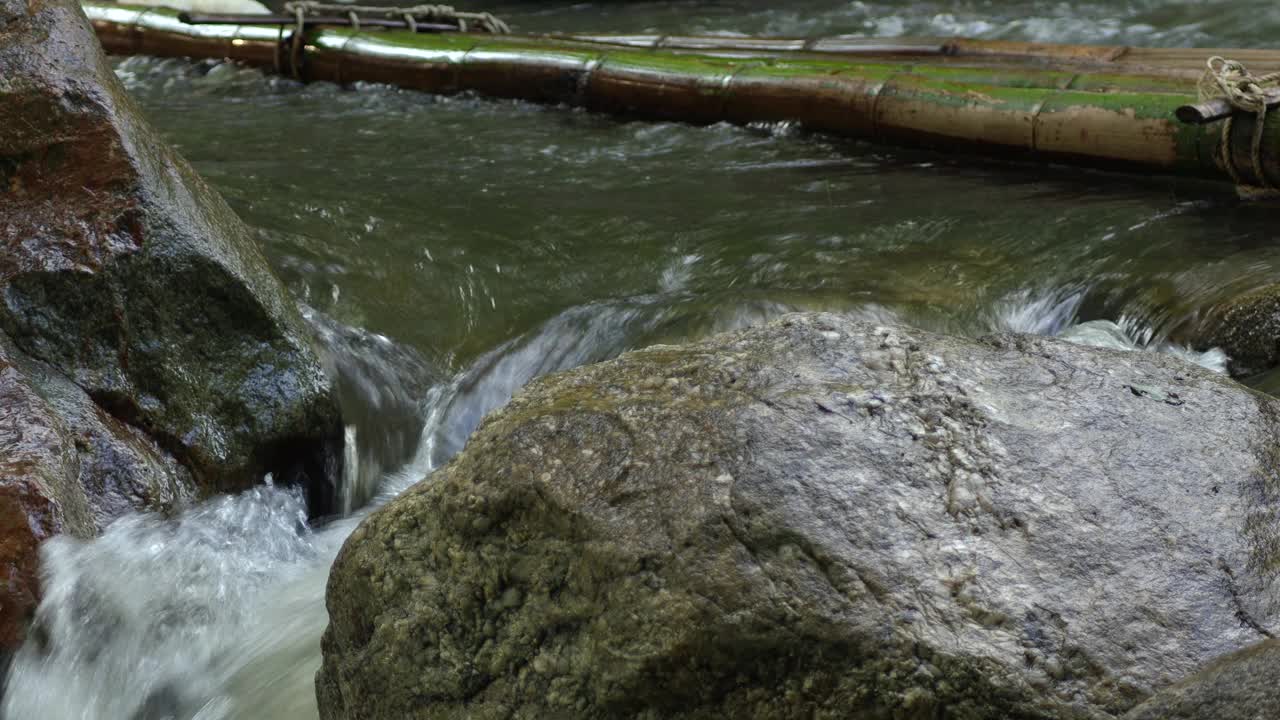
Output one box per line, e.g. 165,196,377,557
85,1,1280,187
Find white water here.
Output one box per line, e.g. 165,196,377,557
1,301,701,720
1,296,1229,719
1058,319,1230,373
987,288,1229,373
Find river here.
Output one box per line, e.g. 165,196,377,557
5,0,1280,717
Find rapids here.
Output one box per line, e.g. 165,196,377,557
7,0,1280,717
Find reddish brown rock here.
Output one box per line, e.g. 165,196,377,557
0,0,342,508
0,0,345,659
0,351,93,655
0,334,199,657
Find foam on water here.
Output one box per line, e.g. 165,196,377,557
1,482,325,720
19,1,1280,714
0,296,764,719
1058,319,1229,373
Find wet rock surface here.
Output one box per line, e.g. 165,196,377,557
0,0,341,502
0,345,93,657
0,335,194,663
320,313,1280,719
1121,639,1280,720
0,0,342,659
4,339,195,530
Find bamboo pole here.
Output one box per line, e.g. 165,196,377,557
545,34,1280,77
84,2,1280,187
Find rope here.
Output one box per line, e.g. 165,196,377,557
282,1,510,34
1198,56,1280,188
289,2,306,80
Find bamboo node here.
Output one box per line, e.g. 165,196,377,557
1197,56,1280,189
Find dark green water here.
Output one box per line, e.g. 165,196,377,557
6,1,1280,717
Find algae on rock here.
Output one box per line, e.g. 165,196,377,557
1122,639,1280,720
319,313,1280,719
1201,285,1280,377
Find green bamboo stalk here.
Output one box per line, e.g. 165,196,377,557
83,1,1280,187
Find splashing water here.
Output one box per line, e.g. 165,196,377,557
989,287,1086,336
2,482,325,720
303,308,436,514
14,0,1280,713
1058,319,1230,373
0,296,1239,719
1,297,786,719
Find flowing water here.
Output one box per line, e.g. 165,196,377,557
8,1,1280,717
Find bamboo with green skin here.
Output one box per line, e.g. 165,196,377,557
85,1,1280,186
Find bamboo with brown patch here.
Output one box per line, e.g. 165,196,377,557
84,2,1280,186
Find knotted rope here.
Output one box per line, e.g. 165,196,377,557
1198,56,1280,188
282,1,510,34
277,1,508,80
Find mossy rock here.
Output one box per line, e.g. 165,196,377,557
1201,285,1280,377
1123,640,1280,720
319,313,1280,719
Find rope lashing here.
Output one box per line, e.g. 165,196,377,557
288,2,306,79
1197,56,1280,188
281,1,510,34
277,2,508,79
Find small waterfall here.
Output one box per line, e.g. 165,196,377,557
1,310,438,720
988,286,1086,336
1058,319,1229,373
984,286,1230,373
413,301,658,470
2,297,768,719
9,289,1222,719
303,308,436,515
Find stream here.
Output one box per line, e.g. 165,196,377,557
7,0,1280,717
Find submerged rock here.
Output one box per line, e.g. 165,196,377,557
1200,285,1280,376
319,313,1280,719
1122,640,1280,720
0,0,341,504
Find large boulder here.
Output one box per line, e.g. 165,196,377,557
1122,640,1280,720
0,0,342,506
0,0,343,660
319,313,1280,720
